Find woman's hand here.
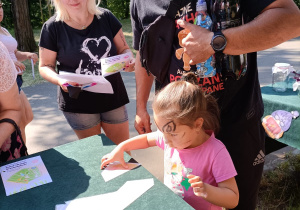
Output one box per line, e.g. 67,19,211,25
123,57,136,72
187,174,208,198
14,60,26,74
57,79,80,93
100,146,128,170
27,53,39,64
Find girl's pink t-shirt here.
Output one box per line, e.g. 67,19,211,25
156,130,237,210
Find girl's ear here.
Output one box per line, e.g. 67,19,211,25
194,117,204,130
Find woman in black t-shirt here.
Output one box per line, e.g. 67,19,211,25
39,0,135,144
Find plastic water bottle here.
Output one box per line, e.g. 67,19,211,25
195,0,215,78
195,0,212,30
272,63,294,92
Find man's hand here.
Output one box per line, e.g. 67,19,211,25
177,20,214,65
134,110,152,134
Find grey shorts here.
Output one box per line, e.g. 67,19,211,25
62,106,128,130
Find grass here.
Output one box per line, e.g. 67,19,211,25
257,153,300,210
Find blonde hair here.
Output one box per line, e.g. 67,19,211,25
51,0,102,21
152,73,220,134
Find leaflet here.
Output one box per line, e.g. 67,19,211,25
0,156,52,196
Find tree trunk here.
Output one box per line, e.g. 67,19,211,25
39,0,44,23
11,0,37,52
47,0,52,17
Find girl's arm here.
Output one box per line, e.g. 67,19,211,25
113,28,135,72
101,132,157,169
188,175,239,209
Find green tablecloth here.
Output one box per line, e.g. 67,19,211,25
261,85,300,150
0,134,193,210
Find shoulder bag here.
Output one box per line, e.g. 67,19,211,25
139,0,186,86
0,118,28,163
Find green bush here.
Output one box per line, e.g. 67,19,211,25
294,0,300,8
106,0,130,20
2,0,298,30
1,0,13,29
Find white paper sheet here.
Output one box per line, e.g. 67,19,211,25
57,71,113,94
116,178,154,209
31,59,35,79
101,161,140,182
0,156,52,196
56,178,154,210
101,52,133,77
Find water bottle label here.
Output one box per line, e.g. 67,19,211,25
194,0,247,80
195,0,215,78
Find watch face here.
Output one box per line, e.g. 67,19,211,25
213,36,226,51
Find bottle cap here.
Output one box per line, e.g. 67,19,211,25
197,0,207,11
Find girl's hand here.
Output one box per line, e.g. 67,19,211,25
28,53,38,64
187,174,208,198
100,147,128,170
14,60,26,74
123,57,135,72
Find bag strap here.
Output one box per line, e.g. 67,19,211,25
0,118,28,156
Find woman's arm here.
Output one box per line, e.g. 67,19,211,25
15,50,38,64
39,47,72,93
100,132,157,169
113,28,135,72
188,175,239,209
0,82,22,146
113,28,131,55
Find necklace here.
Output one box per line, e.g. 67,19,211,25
70,15,90,30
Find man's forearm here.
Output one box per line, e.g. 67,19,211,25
135,51,154,112
224,0,300,55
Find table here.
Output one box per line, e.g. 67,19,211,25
0,134,193,210
261,84,300,151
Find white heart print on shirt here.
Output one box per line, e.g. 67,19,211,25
76,36,111,75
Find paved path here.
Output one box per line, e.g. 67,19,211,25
24,37,300,182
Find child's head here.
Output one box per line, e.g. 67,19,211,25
152,72,220,135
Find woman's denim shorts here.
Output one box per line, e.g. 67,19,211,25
63,105,128,130
16,75,23,93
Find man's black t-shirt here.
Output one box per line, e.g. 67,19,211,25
40,8,129,113
131,0,275,124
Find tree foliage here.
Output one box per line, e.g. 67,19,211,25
106,0,130,20
1,0,130,30
1,0,13,29
29,0,54,28
1,0,298,35
294,0,300,8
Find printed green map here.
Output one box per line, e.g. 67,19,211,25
7,167,41,184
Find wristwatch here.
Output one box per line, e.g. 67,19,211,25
210,30,227,53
